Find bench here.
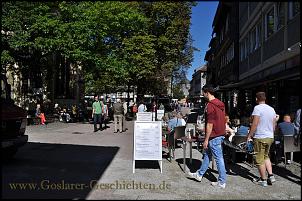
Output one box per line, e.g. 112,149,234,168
45,115,56,123
27,115,56,125
27,115,41,125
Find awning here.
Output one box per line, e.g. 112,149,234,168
217,82,241,91
217,67,300,91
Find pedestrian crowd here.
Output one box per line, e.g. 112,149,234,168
28,85,300,190
184,84,300,189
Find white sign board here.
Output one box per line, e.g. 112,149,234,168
133,121,162,173
156,110,165,121
136,112,153,121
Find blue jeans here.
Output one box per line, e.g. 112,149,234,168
197,135,227,184
93,113,102,131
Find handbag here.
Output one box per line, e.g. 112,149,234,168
246,140,254,153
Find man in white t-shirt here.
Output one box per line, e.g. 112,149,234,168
247,91,277,187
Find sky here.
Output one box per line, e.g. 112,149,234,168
186,1,219,80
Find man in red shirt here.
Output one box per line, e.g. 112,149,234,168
187,84,227,189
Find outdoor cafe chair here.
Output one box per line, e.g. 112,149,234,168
271,134,300,167
162,126,173,162
174,126,198,172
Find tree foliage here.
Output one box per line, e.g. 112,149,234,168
172,84,186,100
1,1,196,96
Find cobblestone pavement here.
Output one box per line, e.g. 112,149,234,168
2,120,301,200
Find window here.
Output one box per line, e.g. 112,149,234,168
226,43,234,64
288,1,300,20
220,27,224,43
240,36,249,61
256,21,262,49
231,42,234,60
227,47,230,64
250,27,256,52
240,37,249,61
277,2,285,30
225,14,229,33
240,41,245,61
266,7,274,39
293,2,300,16
244,36,249,58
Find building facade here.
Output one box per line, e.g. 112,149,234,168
3,53,85,113
205,2,240,115
237,2,300,116
181,79,191,98
206,2,300,118
189,64,207,98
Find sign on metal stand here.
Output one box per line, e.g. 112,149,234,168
136,112,153,121
156,109,165,121
133,121,162,173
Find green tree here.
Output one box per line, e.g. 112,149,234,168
172,84,185,100
136,2,196,96
2,1,196,99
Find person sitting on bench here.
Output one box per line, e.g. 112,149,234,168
237,116,251,136
225,114,235,142
276,114,295,164
35,104,46,125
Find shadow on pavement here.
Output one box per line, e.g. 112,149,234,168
134,160,161,172
225,162,258,181
179,157,260,183
178,158,220,182
2,142,119,199
272,164,301,185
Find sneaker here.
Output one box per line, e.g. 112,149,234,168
253,177,268,187
257,180,268,187
187,172,203,182
211,182,226,189
268,175,276,184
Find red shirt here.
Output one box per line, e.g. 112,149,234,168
206,98,226,139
